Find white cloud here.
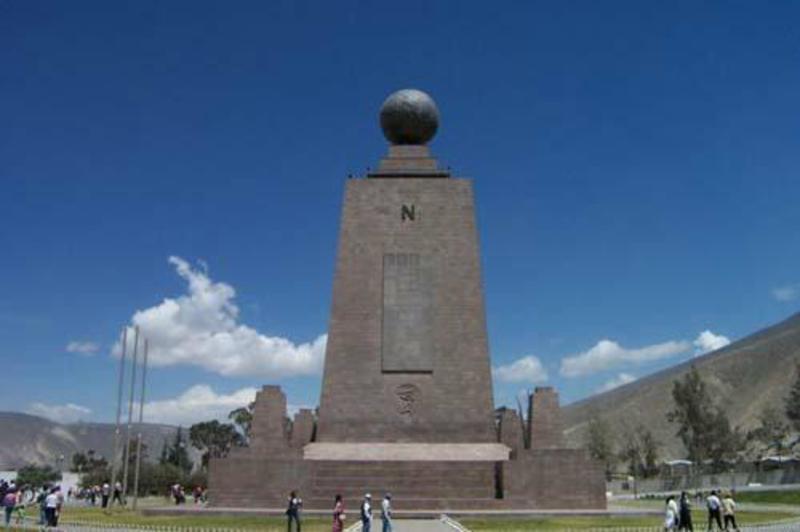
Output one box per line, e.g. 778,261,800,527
693,330,731,356
116,257,326,378
772,284,800,302
143,385,259,426
597,373,637,393
28,402,92,423
66,341,99,356
493,355,549,384
560,338,690,378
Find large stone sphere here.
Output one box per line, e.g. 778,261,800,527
379,89,439,145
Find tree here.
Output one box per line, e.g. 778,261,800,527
71,452,88,473
16,464,62,488
586,416,616,480
786,362,800,434
747,406,790,457
71,450,108,474
189,420,243,469
228,402,255,443
158,438,169,465
126,438,148,468
163,427,192,474
619,424,661,478
667,366,744,469
640,427,660,476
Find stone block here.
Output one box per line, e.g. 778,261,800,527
530,387,565,450
249,385,292,454
497,408,523,458
290,409,315,448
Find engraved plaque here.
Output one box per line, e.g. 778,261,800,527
382,253,434,372
395,384,421,418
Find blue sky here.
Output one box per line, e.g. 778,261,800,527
2,1,799,426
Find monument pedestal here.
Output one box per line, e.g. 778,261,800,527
209,385,605,510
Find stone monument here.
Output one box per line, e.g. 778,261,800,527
209,89,605,511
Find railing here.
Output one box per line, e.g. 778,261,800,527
441,513,472,531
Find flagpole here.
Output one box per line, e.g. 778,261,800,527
121,325,139,503
132,338,148,510
109,327,128,506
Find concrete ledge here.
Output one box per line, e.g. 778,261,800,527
303,443,511,461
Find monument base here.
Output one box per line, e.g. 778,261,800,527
208,386,606,511
209,451,604,511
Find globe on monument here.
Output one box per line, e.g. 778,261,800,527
379,88,440,145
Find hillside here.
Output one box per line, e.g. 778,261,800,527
0,412,180,470
562,312,800,459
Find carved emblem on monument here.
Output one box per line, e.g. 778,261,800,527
395,384,421,417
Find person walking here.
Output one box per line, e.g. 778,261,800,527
706,490,723,531
12,487,27,526
44,487,61,528
37,486,48,525
664,495,678,531
3,488,17,528
112,481,124,506
360,493,373,532
101,481,110,509
286,490,302,532
381,493,393,532
678,491,694,531
722,492,738,531
332,494,345,532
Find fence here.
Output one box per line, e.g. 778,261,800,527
9,515,800,532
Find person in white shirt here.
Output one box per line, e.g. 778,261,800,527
101,482,110,508
112,481,124,506
286,490,302,532
360,493,372,532
44,487,61,528
381,493,393,532
706,490,723,530
664,495,678,530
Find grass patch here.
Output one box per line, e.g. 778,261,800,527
59,506,332,531
735,489,800,505
459,510,796,530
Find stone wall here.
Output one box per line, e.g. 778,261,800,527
504,449,606,509
209,457,310,508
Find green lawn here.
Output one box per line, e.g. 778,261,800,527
49,504,798,531
736,489,800,505
59,506,332,531
459,510,797,530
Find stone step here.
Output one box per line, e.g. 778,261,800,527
308,488,493,499
300,497,511,511
310,474,494,485
311,476,494,487
312,466,491,474
312,461,492,470
312,466,492,478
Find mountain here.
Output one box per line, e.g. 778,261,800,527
0,412,180,470
562,312,800,459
